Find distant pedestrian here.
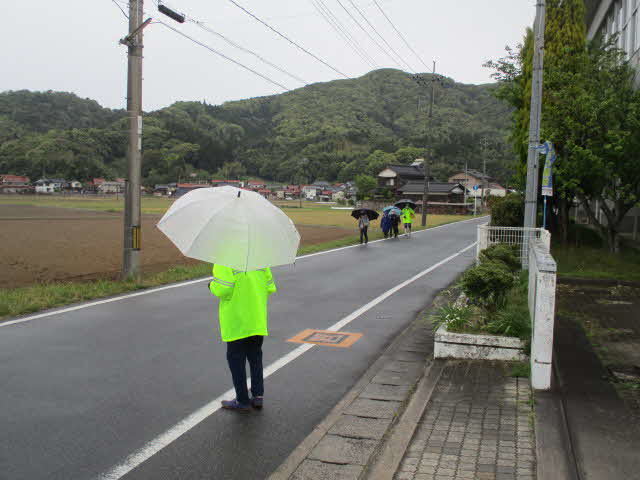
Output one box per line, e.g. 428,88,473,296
381,211,392,238
389,211,400,238
209,264,277,412
358,213,370,244
401,206,415,236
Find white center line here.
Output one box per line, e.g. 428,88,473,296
97,241,476,480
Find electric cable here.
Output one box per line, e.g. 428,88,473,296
189,19,308,85
110,0,129,19
334,0,403,70
226,0,349,78
310,0,377,69
372,0,430,71
156,21,290,91
347,0,414,72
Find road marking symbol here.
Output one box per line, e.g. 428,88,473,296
287,329,362,348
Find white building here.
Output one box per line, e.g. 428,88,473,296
587,0,640,69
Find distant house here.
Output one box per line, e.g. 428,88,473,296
448,170,505,197
397,181,466,204
174,183,209,198
154,184,170,196
302,185,319,200
247,180,266,190
377,162,434,198
35,178,66,194
257,188,272,199
0,174,32,193
332,190,345,201
98,180,125,194
211,179,244,188
68,180,83,191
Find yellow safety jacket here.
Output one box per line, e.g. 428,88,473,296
401,207,415,224
209,264,277,342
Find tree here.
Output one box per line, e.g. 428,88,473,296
354,174,377,200
544,39,640,252
217,161,246,180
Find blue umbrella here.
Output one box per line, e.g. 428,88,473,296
383,206,401,215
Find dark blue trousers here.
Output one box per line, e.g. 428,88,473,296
226,335,264,405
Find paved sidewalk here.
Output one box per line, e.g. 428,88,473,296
394,361,536,480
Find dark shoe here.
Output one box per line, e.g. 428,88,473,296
221,399,251,412
251,396,263,409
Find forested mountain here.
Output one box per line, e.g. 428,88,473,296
0,69,515,185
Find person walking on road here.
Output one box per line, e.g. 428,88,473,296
380,211,391,239
390,211,400,238
401,206,415,237
358,213,370,244
209,264,277,412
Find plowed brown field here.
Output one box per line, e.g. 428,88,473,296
0,205,353,288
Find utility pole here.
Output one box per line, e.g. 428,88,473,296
421,60,436,227
463,162,468,204
480,137,489,209
121,0,146,279
524,0,546,228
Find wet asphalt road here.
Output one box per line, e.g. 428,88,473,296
0,217,485,480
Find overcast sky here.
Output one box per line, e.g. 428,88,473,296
2,1,535,111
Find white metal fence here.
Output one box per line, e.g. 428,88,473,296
476,225,550,268
476,224,557,390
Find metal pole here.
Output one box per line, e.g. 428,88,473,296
524,0,546,228
464,161,468,204
421,60,436,227
122,0,144,279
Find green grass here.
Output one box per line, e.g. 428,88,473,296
0,217,472,321
553,245,640,282
0,264,212,320
552,224,640,282
509,361,531,378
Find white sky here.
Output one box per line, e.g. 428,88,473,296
1,1,535,111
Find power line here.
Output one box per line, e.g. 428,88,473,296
156,21,290,91
372,0,429,71
334,0,403,70
110,0,129,19
347,0,414,72
311,0,377,69
226,0,349,79
189,19,308,85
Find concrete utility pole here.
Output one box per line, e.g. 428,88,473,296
480,137,489,208
524,0,546,228
421,60,436,227
122,0,145,278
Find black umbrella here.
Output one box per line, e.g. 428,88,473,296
350,208,379,221
395,199,417,210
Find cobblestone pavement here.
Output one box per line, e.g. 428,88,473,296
395,360,536,480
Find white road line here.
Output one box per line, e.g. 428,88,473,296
1,216,487,328
97,241,476,480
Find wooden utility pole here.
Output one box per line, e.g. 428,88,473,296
524,0,546,228
121,0,145,278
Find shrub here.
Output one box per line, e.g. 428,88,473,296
434,304,472,332
490,193,524,227
461,260,514,311
480,243,520,272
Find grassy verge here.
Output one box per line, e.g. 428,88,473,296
0,217,475,322
552,225,640,282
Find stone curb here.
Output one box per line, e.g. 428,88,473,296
267,288,455,480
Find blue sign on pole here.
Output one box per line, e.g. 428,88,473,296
541,141,556,197
473,185,479,191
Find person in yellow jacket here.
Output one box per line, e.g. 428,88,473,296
401,206,415,237
209,264,277,412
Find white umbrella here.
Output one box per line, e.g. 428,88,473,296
157,186,300,271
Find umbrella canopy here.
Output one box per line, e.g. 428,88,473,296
395,199,417,210
157,186,300,271
350,208,379,221
382,206,401,215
